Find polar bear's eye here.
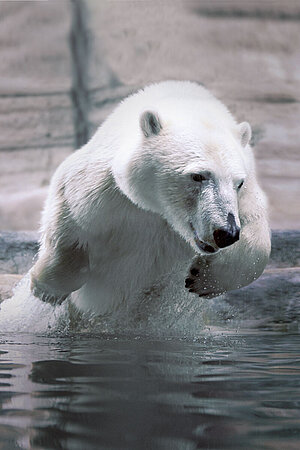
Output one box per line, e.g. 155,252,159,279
237,180,244,190
191,173,207,182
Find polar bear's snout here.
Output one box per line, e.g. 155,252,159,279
189,222,218,254
213,213,240,249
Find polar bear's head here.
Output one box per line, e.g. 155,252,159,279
113,99,253,255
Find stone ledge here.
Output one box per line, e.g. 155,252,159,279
227,267,300,304
0,267,299,316
0,230,298,275
269,230,300,268
0,229,299,306
224,267,300,330
0,231,39,274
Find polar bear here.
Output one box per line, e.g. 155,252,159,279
31,81,271,315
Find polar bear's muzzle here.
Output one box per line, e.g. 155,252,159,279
190,212,240,254
189,222,217,254
213,213,240,249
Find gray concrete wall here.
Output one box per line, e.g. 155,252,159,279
1,0,299,230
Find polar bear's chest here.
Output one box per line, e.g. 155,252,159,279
85,211,192,297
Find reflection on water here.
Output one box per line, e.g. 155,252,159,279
0,332,300,449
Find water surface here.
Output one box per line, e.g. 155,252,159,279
1,331,300,449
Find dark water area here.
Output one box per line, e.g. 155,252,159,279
0,332,300,449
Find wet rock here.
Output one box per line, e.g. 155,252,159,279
227,267,300,304
269,230,300,268
0,230,299,276
0,231,299,317
224,267,300,330
0,231,39,274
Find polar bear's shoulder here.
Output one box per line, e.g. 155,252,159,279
119,81,213,111
109,81,234,131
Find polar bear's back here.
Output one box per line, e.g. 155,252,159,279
116,81,231,122
91,81,235,155
130,80,213,104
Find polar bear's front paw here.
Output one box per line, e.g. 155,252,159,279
185,257,225,299
185,264,212,297
31,279,68,306
185,266,201,294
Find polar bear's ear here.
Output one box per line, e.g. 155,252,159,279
140,111,162,137
238,122,252,147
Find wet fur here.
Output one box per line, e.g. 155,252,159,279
30,81,271,314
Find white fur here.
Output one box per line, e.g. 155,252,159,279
31,81,271,315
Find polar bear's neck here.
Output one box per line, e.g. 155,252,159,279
89,175,191,272
75,176,193,314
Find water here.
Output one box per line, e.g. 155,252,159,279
1,331,300,450
0,272,300,449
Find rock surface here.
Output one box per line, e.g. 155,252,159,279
207,266,300,332
0,231,39,275
226,268,300,316
0,1,299,230
0,1,73,230
269,230,300,268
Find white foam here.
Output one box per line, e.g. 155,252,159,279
0,274,70,333
0,271,229,338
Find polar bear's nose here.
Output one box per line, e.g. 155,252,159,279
213,213,240,248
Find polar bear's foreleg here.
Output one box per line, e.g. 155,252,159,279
185,218,271,298
30,241,89,304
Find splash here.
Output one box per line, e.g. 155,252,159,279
0,274,70,333
0,271,234,338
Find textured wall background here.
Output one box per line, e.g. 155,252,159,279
0,0,299,230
